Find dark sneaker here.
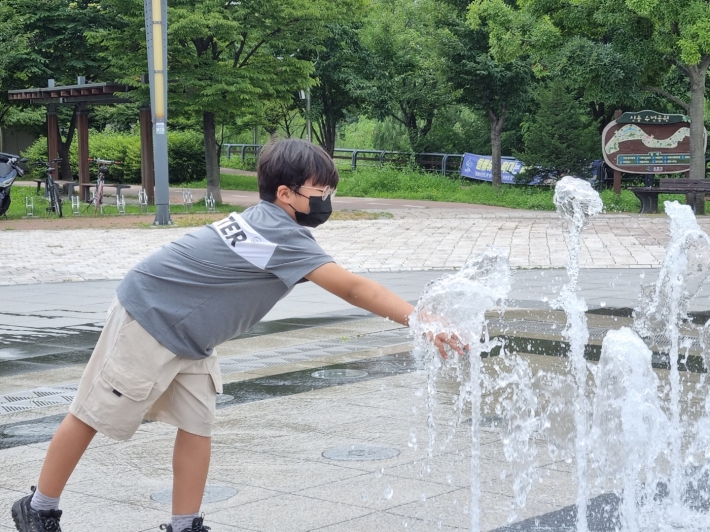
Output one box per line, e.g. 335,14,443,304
11,487,62,532
159,516,210,532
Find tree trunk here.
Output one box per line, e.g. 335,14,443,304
688,59,710,180
489,107,506,188
203,111,222,203
320,116,337,157
57,106,78,181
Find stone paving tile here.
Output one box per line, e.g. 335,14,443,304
2,211,706,285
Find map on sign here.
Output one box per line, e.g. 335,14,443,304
604,124,690,155
600,110,704,174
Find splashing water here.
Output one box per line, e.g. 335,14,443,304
633,201,710,527
410,247,511,532
553,176,603,532
591,328,668,532
409,192,710,531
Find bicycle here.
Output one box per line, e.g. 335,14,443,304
84,158,120,214
33,159,63,218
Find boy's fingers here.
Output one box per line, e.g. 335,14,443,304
434,336,448,359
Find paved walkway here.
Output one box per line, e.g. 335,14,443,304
2,199,710,531
1,208,700,285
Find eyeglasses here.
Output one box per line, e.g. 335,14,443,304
297,185,337,201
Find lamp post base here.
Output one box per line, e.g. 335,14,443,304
153,204,172,225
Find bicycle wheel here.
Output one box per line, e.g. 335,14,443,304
55,185,63,218
48,181,62,218
94,181,104,215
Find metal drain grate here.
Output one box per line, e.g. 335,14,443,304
322,445,400,461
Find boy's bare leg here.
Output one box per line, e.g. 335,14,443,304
172,429,211,515
37,413,97,497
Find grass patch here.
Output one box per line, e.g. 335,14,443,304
220,156,257,172
329,210,393,220
337,167,558,210
336,167,710,213
2,185,238,222
185,173,259,192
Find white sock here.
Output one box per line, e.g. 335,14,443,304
30,488,60,512
171,512,200,531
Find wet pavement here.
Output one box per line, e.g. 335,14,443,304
3,202,710,529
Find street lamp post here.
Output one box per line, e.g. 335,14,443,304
144,0,172,225
299,89,312,143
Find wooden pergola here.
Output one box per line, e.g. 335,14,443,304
8,78,155,203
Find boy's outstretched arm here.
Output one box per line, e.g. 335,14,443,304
306,263,464,357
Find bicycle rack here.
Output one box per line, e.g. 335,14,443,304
138,189,149,213
205,192,216,212
71,195,80,215
116,194,126,214
182,188,193,212
25,196,34,217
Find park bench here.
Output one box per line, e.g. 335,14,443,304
629,178,710,215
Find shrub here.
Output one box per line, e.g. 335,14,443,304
22,130,206,184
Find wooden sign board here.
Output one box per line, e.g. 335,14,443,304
601,110,706,174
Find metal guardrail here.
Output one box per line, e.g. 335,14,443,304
225,144,261,162
223,144,463,175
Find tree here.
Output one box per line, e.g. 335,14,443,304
470,0,710,179
356,0,453,153
515,79,599,181
2,0,118,178
298,24,369,156
439,5,532,186
96,0,361,203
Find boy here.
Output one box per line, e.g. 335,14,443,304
11,138,461,532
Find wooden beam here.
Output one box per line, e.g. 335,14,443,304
47,106,59,181
77,107,90,201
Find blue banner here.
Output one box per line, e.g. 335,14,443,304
460,153,525,184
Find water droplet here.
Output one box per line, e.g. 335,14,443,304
445,474,453,484
421,493,427,501
361,492,368,501
375,467,384,478
408,429,417,450
600,301,606,307
384,484,393,500
542,296,549,302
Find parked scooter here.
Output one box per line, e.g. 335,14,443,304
0,152,26,218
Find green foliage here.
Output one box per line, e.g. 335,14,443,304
355,0,453,152
425,106,493,155
0,0,119,130
22,131,206,184
372,117,411,152
220,158,258,172
337,117,378,149
515,79,600,181
299,23,370,154
599,189,641,213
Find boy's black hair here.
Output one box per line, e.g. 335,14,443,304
258,138,339,203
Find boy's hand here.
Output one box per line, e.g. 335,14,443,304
428,331,466,359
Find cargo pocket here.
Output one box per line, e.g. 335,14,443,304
100,319,172,402
206,355,223,395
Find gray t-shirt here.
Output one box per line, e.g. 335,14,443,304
116,201,334,359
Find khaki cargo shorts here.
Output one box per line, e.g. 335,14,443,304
70,298,223,440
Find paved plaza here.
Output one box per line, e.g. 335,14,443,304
3,205,708,286
1,201,710,531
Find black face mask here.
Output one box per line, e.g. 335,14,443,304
290,194,332,228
